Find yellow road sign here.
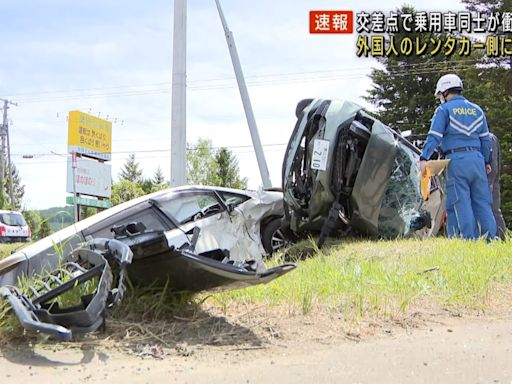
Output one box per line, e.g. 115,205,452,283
68,111,112,160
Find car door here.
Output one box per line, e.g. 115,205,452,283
154,190,243,258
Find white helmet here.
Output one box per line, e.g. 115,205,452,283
434,74,463,97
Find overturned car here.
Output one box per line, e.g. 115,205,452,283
0,186,295,339
282,99,445,244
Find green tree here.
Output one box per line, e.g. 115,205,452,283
365,5,511,227
22,210,41,238
215,148,248,189
139,178,154,194
118,153,143,183
37,219,52,239
80,206,98,220
111,179,145,206
148,166,169,193
186,139,219,185
187,138,248,188
0,181,5,210
364,6,473,136
153,166,167,185
38,207,73,230
1,163,25,210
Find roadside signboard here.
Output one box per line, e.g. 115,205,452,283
66,196,112,209
66,156,112,198
68,111,112,161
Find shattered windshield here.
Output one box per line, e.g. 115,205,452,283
378,143,423,238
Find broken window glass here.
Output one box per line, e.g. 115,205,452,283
378,143,423,238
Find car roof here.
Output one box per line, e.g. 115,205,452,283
172,185,253,195
49,186,258,234
0,210,24,215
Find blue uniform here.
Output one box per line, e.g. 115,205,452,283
420,95,496,240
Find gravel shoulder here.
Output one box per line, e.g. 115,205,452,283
0,311,510,384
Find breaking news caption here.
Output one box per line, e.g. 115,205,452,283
309,10,512,58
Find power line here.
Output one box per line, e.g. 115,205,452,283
7,59,481,103
6,58,480,97
11,142,289,158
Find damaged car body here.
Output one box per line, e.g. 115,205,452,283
0,186,295,339
282,99,445,244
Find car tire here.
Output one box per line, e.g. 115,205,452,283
262,218,288,255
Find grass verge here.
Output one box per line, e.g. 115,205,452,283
0,237,510,346
208,237,512,321
0,243,27,260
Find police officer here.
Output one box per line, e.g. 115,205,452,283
488,132,507,239
419,74,496,240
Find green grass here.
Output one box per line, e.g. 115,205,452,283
208,237,512,321
0,243,28,260
0,237,511,343
110,278,197,322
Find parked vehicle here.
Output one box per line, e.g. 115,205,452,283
0,210,31,243
282,99,446,244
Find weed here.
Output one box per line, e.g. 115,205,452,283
207,237,512,321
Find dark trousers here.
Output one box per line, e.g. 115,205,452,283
488,174,507,240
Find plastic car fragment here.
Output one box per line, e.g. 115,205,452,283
111,223,296,293
1,238,132,340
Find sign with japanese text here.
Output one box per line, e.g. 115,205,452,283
68,110,112,161
66,156,112,198
354,11,512,58
308,9,512,59
310,11,353,34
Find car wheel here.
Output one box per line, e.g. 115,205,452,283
262,218,289,255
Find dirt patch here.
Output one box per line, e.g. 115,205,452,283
0,307,511,384
87,300,511,359
2,296,511,362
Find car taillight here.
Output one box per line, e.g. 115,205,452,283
0,224,5,236
28,226,32,238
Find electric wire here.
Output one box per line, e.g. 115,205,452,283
6,59,481,103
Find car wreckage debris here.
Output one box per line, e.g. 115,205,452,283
1,238,132,341
1,221,296,340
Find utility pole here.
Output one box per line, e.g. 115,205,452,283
0,99,17,208
215,0,272,188
6,120,14,207
170,0,187,187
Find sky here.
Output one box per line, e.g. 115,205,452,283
0,0,466,210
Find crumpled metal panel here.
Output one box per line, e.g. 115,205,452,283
282,97,446,240
350,122,397,236
126,231,296,293
176,189,283,263
282,99,363,233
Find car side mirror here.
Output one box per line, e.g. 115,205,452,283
226,202,236,214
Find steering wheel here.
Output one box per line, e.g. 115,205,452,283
201,203,221,217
